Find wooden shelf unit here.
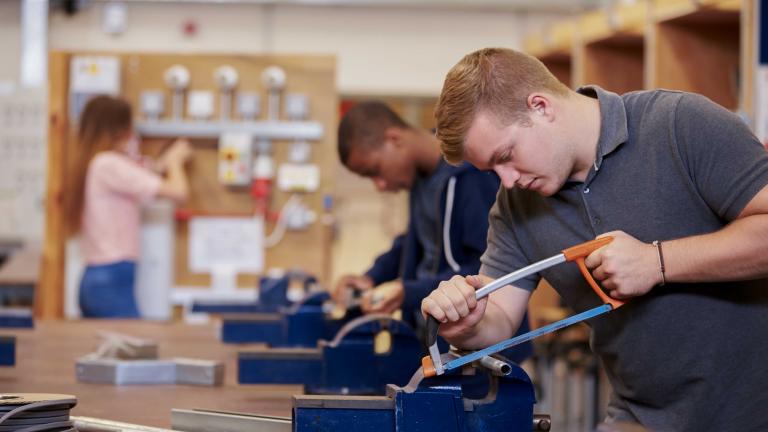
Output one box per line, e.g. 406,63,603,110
524,21,575,88
651,3,742,110
525,0,752,118
541,52,574,90
578,3,647,93
582,34,645,94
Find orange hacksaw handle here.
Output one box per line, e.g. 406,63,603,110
562,237,624,309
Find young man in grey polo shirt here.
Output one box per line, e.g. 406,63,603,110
421,47,768,431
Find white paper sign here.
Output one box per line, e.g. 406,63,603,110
70,56,121,94
188,216,264,274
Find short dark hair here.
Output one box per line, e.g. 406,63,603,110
337,101,410,165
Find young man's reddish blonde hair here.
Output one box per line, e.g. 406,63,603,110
435,47,570,164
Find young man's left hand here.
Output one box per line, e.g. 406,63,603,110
584,230,665,299
361,281,404,314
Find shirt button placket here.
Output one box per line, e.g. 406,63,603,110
581,185,600,231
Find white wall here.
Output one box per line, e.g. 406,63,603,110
0,1,569,94
270,6,527,96
0,1,21,84
48,3,268,54
45,2,565,96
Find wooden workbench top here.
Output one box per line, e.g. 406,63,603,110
0,319,300,428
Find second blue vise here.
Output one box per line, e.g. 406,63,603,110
0,335,15,366
238,315,422,395
221,291,356,347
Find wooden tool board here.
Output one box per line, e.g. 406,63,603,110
42,52,337,318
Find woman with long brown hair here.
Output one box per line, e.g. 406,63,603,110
68,95,191,318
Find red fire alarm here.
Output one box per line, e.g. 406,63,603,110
182,19,198,37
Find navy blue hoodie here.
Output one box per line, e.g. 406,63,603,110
364,162,532,363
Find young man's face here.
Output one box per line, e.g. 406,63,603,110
463,109,570,197
345,136,416,192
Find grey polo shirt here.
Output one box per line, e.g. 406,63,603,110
481,86,768,431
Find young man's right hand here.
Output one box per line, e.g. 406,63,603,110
332,274,374,307
421,274,490,340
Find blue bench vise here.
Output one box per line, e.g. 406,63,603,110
191,272,316,314
0,307,34,328
238,314,422,395
0,335,15,366
220,291,359,346
293,353,550,432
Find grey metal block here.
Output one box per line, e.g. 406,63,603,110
174,358,224,386
76,358,225,386
76,359,176,385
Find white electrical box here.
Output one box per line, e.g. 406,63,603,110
69,56,121,121
218,132,253,186
285,200,317,231
236,92,261,120
140,90,164,120
187,90,214,120
277,163,320,193
102,2,128,35
285,93,309,120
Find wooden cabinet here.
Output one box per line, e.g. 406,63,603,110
525,0,754,120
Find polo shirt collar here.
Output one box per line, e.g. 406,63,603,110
576,85,628,171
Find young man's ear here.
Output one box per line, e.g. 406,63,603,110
383,126,406,148
527,93,554,121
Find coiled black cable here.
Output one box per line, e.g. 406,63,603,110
0,394,77,432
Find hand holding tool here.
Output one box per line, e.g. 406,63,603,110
423,237,621,377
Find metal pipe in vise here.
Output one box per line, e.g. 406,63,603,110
477,355,512,376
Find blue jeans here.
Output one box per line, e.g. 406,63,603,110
79,260,141,318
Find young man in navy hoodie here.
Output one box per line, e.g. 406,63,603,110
335,101,531,363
